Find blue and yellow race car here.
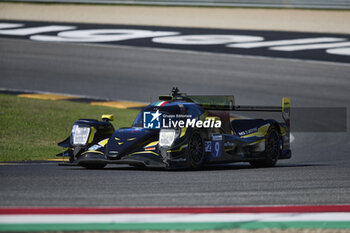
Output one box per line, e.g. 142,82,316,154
57,88,291,169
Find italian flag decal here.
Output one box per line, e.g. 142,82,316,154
0,205,350,231
154,101,168,107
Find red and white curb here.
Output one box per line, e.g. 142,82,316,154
0,205,350,231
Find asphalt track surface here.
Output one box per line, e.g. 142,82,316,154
0,36,350,207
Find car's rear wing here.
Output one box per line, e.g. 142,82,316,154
199,97,289,125
159,89,290,129
230,97,290,127
192,96,291,136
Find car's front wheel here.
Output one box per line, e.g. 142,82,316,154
186,131,205,169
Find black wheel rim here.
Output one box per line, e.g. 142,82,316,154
268,130,280,162
189,133,204,163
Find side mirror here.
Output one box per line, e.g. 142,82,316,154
102,114,114,122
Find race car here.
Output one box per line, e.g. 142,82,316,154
57,88,291,169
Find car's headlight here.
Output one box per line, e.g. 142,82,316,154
71,124,90,145
159,129,180,147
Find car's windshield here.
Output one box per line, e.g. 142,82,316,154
132,112,144,127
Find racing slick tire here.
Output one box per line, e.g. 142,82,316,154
250,125,281,168
186,131,205,169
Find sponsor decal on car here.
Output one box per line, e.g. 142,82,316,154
143,110,221,129
88,144,102,151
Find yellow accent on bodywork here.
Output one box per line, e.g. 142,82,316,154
205,116,220,121
145,141,159,147
101,114,114,121
225,148,235,152
241,124,270,138
98,138,109,146
129,151,160,157
199,111,209,121
88,127,96,143
127,138,136,141
180,128,187,138
118,142,124,145
115,137,120,141
82,150,104,155
248,138,265,145
280,126,286,136
167,144,188,153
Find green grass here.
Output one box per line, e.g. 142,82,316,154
0,94,139,161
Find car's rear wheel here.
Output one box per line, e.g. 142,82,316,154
186,131,205,169
250,125,281,168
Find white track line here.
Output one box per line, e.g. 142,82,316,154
1,37,349,67
228,37,346,49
